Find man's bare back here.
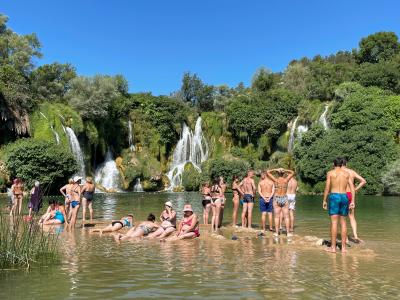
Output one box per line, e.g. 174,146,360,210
287,178,297,195
258,178,274,201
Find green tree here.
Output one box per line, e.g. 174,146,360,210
355,61,400,93
179,72,214,110
251,67,275,92
356,31,400,63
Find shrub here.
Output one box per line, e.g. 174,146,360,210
382,159,400,195
202,158,250,186
182,163,201,191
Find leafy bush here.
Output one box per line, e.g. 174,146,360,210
201,158,250,186
382,159,400,195
3,139,78,191
182,163,201,191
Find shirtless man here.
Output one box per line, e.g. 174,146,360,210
323,157,355,253
239,170,256,228
267,168,294,238
342,158,366,243
258,171,275,232
287,176,298,233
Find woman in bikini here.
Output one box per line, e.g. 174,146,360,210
167,204,199,240
39,200,68,225
60,178,74,217
210,177,223,232
91,214,134,234
201,182,212,224
69,176,82,228
231,175,243,227
81,177,96,222
148,201,176,239
116,213,159,242
218,176,227,227
10,178,24,216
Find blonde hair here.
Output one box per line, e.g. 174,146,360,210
86,177,93,183
68,178,74,184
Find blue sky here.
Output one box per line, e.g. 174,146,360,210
2,0,400,95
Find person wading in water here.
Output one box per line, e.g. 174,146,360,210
239,170,256,229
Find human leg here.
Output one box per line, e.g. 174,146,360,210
159,227,176,238
88,201,94,221
81,198,87,221
241,203,248,228
326,215,339,253
232,198,239,226
273,202,282,236
348,208,359,240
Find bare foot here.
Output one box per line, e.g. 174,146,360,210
341,248,348,254
325,247,337,253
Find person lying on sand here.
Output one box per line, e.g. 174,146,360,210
91,214,134,234
114,213,159,242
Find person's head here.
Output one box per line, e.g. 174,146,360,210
341,157,348,167
183,204,194,217
86,177,93,184
165,201,173,210
260,171,266,179
202,182,209,188
34,181,40,187
48,199,56,208
68,178,74,184
13,178,19,184
277,168,285,178
127,214,134,221
147,213,156,222
333,157,343,168
232,175,239,183
55,200,63,207
73,176,82,184
219,176,225,184
247,170,254,178
212,177,220,186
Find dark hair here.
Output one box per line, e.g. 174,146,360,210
232,175,239,181
48,199,56,205
128,214,134,218
147,213,156,222
333,157,343,167
212,177,220,185
341,157,348,166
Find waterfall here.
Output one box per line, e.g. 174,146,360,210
65,127,86,177
319,105,329,130
94,150,120,191
297,125,309,141
51,125,60,145
288,116,299,152
128,120,135,151
166,117,209,190
133,178,144,192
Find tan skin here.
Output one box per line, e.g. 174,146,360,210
10,180,24,216
91,216,134,234
201,183,212,224
166,211,199,241
343,165,366,241
323,166,355,253
147,206,177,239
218,177,227,227
258,172,275,232
69,181,81,229
60,180,74,217
210,181,223,232
231,178,243,226
39,203,68,225
239,171,256,228
81,180,96,221
116,220,159,242
267,168,294,236
286,177,298,232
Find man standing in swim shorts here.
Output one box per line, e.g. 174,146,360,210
258,171,275,233
323,157,355,253
342,158,366,243
287,176,298,234
267,168,294,238
239,170,256,229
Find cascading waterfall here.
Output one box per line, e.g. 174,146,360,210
166,117,209,190
319,105,329,130
133,178,144,192
65,127,86,177
128,120,135,151
288,116,299,152
297,125,309,141
94,150,120,191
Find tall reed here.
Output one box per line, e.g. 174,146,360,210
0,214,59,269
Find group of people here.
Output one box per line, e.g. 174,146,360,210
92,202,200,241
9,178,43,219
201,168,298,238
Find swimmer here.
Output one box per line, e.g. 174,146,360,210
147,201,177,239
342,158,367,243
69,176,82,228
201,182,212,224
231,175,243,227
210,177,223,232
91,215,134,234
267,168,294,238
39,200,67,225
323,157,355,253
239,170,256,229
60,178,74,217
258,171,275,233
81,177,96,222
218,176,227,227
10,178,24,216
286,176,298,233
115,213,159,241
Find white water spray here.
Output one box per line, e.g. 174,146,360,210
166,117,209,190
319,105,329,130
94,150,120,191
65,127,86,177
128,120,135,151
288,116,299,152
133,178,144,192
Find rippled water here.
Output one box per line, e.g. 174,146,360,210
1,193,400,299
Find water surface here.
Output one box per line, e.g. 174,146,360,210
1,193,399,299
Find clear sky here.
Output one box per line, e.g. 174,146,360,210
2,0,400,95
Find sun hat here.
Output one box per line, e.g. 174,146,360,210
73,176,82,183
183,204,193,212
165,201,172,207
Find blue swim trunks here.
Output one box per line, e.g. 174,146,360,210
259,197,273,213
328,193,349,216
71,200,80,208
242,194,254,203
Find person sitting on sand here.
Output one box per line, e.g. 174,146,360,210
91,214,134,234
166,204,200,240
148,202,176,239
115,213,159,241
323,157,355,253
39,200,67,225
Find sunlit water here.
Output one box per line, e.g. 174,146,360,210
1,193,400,299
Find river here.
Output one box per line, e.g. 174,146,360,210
1,193,399,299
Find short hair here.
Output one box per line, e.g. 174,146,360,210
48,199,56,205
333,157,343,167
147,213,156,222
127,214,134,218
341,157,348,166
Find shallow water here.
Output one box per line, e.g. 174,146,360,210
1,193,400,299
